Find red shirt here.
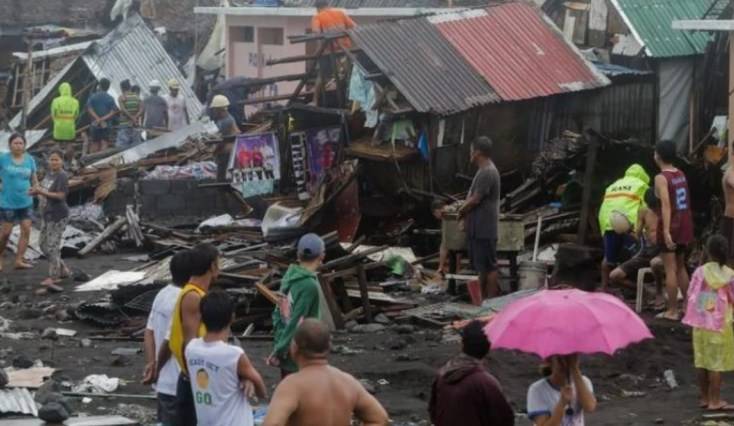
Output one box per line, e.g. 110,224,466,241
657,169,694,246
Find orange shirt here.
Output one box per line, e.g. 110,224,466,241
312,8,355,48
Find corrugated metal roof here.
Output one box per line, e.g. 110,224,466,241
430,4,609,101
82,14,203,119
349,18,499,115
8,14,202,131
593,61,652,77
612,0,715,58
249,0,443,7
0,388,38,417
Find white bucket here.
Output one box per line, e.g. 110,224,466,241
518,261,547,290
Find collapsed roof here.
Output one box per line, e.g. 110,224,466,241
8,14,203,131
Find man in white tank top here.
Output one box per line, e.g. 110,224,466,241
185,291,267,426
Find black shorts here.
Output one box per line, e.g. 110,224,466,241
469,238,497,274
90,125,111,142
157,393,177,424
721,217,734,262
619,245,660,278
173,374,196,426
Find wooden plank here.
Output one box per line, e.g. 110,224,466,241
356,264,373,322
7,367,56,388
255,282,278,305
78,216,127,257
319,277,345,329
345,289,414,304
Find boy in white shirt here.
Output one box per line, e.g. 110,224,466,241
185,290,268,426
143,250,191,425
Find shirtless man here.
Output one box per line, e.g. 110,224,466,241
264,319,389,426
721,162,734,265
610,188,665,307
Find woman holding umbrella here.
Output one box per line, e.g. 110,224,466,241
485,286,652,425
527,355,596,425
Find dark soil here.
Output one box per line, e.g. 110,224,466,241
0,253,729,425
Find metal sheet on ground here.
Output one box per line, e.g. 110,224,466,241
0,416,138,425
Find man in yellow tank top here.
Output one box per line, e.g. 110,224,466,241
161,243,220,426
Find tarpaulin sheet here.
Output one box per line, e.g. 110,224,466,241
658,58,694,152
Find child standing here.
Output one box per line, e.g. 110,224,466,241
683,235,734,410
185,291,267,426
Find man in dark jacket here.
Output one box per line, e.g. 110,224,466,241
429,320,514,426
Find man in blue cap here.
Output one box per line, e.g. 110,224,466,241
268,233,326,378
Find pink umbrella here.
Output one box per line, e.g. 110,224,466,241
484,289,652,358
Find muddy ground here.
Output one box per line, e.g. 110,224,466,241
1,253,732,425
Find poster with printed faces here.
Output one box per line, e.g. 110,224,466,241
228,132,280,197
305,126,341,193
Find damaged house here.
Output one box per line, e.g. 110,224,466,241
543,0,725,151
6,14,203,141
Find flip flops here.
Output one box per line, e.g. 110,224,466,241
655,311,680,321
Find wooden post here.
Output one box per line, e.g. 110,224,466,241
20,38,33,131
356,264,373,322
576,133,599,244
318,277,345,329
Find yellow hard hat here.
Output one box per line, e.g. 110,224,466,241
211,94,230,108
167,79,180,89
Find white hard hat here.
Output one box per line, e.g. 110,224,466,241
149,80,161,87
167,79,180,89
610,210,632,234
211,94,230,108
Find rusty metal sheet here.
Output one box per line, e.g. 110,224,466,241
350,18,499,115
430,4,610,101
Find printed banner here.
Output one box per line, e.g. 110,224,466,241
228,132,280,197
304,126,341,193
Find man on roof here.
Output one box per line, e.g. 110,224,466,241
598,164,650,292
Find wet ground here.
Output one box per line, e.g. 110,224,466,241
1,253,732,425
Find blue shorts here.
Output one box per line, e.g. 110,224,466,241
0,207,32,223
603,231,637,265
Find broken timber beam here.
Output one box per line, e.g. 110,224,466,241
243,93,309,105
356,264,373,322
78,216,126,257
319,277,345,329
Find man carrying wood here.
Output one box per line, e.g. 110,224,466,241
268,234,326,378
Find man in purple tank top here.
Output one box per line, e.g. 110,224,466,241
654,140,694,321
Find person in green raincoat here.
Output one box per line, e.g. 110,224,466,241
598,164,650,291
268,233,326,378
51,82,79,142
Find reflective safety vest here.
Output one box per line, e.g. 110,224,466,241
598,164,650,234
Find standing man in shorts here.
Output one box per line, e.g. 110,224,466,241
458,137,501,300
86,78,117,154
598,164,650,291
654,139,694,320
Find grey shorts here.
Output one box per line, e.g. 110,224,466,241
469,238,498,274
157,393,177,425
